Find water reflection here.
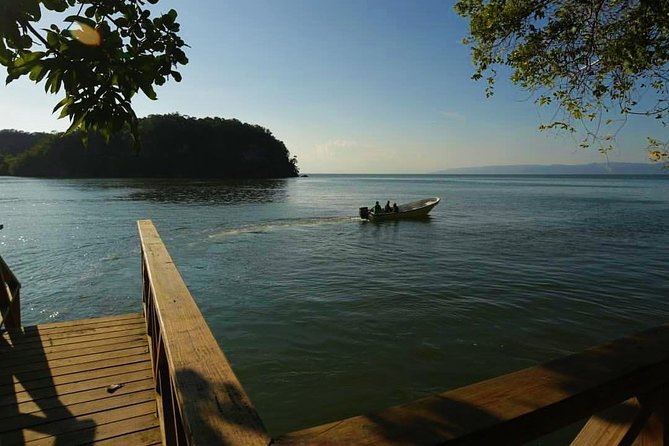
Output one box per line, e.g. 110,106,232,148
116,179,291,204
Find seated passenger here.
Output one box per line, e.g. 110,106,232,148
393,202,399,213
384,200,392,212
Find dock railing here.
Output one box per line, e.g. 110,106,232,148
138,220,269,446
139,219,669,445
273,323,669,445
0,254,21,330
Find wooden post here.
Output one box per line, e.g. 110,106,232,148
635,390,669,446
0,255,21,329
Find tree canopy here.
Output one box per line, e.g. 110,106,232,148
455,0,669,163
0,0,187,148
0,114,299,178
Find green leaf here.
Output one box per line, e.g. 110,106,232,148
42,0,69,12
52,95,72,113
64,15,96,28
46,30,60,48
139,82,158,100
29,63,47,82
65,112,86,135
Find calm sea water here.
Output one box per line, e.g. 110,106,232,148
1,174,668,437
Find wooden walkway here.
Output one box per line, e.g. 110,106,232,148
0,313,161,446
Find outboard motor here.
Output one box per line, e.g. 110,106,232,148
359,207,369,220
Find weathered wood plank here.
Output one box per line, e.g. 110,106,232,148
2,314,144,340
24,413,160,446
17,401,157,442
571,398,650,446
17,313,143,334
0,389,155,432
0,325,146,352
138,219,269,446
90,426,162,446
2,333,147,365
7,345,150,376
274,324,669,446
13,378,155,418
3,361,151,397
2,337,148,369
0,369,154,407
1,320,146,348
9,353,150,385
633,396,669,446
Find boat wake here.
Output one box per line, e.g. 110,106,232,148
209,216,359,239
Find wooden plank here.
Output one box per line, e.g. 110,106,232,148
274,324,669,446
4,361,151,397
12,378,155,419
0,389,155,432
24,414,160,446
2,314,144,341
91,426,162,446
23,313,144,333
1,320,146,347
17,400,157,442
8,353,150,385
8,345,150,376
0,325,146,352
25,316,145,336
138,219,269,445
2,333,147,365
2,338,148,369
571,398,650,446
633,397,669,446
0,369,154,407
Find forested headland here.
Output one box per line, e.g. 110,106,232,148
0,114,299,178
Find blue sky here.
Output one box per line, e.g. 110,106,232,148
0,0,661,172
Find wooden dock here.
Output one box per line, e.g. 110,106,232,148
0,314,160,445
2,220,669,445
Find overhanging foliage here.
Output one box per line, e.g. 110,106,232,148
0,0,187,149
455,0,669,162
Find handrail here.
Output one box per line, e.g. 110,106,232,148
274,324,669,445
0,254,21,330
138,220,269,446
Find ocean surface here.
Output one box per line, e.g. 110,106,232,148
1,174,668,438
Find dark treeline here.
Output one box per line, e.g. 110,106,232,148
0,114,299,178
0,129,49,155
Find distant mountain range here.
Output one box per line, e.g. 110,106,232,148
432,163,668,175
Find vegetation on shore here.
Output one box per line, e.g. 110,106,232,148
0,114,299,178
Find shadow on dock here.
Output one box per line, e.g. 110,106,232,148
0,313,159,445
0,328,96,445
174,369,270,446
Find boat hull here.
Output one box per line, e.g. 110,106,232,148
366,197,440,221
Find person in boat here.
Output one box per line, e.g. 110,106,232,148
373,201,382,213
384,201,392,212
393,202,399,213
